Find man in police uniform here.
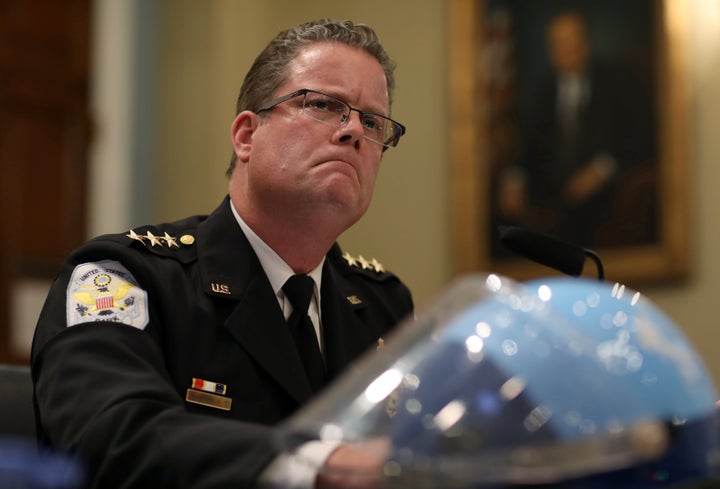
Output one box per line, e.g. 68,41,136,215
32,19,413,489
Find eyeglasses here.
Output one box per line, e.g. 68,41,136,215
255,88,406,149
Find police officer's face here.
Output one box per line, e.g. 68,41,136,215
232,43,388,229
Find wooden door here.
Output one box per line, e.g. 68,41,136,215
0,0,91,363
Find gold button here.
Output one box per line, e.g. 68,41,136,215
180,234,195,245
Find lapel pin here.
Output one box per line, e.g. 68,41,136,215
211,283,231,295
186,377,232,411
191,378,227,395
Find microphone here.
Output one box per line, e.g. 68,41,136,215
497,226,605,280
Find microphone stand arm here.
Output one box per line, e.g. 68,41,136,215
584,249,605,281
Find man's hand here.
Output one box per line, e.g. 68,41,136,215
564,166,601,204
316,438,391,489
564,156,615,205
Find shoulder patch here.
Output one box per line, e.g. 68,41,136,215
66,261,149,330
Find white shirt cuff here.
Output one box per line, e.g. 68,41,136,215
258,440,340,489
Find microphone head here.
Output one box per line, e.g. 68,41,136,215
497,225,587,277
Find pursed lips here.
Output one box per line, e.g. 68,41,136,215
314,154,361,176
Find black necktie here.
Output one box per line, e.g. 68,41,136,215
282,275,325,392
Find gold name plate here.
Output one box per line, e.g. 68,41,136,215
185,388,232,411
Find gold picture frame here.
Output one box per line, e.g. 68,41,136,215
449,0,692,285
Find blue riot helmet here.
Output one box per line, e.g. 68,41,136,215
282,274,720,488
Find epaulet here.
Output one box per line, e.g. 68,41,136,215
339,251,396,280
121,226,198,263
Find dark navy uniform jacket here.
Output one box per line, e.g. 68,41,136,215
31,196,414,488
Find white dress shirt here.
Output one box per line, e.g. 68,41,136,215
229,200,338,488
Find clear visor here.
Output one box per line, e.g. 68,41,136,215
278,275,718,486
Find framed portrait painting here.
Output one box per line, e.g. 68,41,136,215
449,0,692,284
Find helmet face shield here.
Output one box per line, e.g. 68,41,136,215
283,275,720,488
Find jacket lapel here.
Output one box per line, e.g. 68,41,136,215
321,260,380,383
225,279,314,404
195,197,313,405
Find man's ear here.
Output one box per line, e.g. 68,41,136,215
230,111,258,163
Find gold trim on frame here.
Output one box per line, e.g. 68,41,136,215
449,0,692,284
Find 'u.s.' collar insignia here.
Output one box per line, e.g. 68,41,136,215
377,338,385,351
346,295,362,305
342,252,385,273
210,283,231,295
185,377,232,411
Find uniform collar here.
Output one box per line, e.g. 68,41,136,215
195,197,379,403
228,199,324,304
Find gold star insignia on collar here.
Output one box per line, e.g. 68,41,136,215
146,231,161,246
126,229,147,244
342,252,386,273
126,229,183,248
163,232,179,248
357,255,371,270
342,252,357,267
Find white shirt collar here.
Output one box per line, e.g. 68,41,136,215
228,199,324,300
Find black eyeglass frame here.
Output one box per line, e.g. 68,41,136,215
255,88,406,148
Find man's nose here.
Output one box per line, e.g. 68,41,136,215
336,110,364,146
